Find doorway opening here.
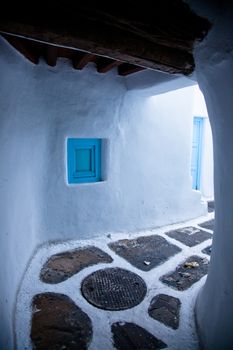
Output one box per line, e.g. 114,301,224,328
190,85,214,202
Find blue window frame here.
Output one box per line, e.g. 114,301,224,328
191,117,204,190
67,138,101,184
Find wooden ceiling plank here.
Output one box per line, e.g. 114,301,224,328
0,22,195,75
0,1,211,75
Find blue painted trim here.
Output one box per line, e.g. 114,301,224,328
67,138,101,184
74,145,95,178
193,116,204,190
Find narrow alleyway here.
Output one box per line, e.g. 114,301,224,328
15,207,214,350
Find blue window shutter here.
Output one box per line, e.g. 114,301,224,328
67,138,101,183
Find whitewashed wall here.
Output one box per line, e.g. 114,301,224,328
0,37,206,348
189,1,233,348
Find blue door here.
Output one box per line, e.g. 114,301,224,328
191,117,203,190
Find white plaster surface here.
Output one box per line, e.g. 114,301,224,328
189,1,233,348
125,69,196,96
0,35,206,349
15,212,214,350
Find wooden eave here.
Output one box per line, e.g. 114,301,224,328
0,0,211,76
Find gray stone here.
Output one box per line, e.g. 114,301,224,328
31,292,92,350
111,322,167,350
40,246,113,283
148,294,181,329
165,226,212,247
160,255,209,290
109,235,181,271
198,219,215,231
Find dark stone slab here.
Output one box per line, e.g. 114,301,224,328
40,246,113,284
198,219,215,231
208,201,215,213
108,235,181,271
81,268,147,310
111,322,167,350
202,245,212,256
148,294,181,329
160,255,209,291
31,292,92,350
165,226,212,247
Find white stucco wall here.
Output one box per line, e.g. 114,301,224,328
188,1,233,348
125,68,196,95
120,87,206,230
0,37,206,348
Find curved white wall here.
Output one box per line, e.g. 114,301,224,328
190,1,233,348
0,37,206,348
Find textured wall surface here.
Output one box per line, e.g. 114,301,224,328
191,1,233,348
0,36,205,348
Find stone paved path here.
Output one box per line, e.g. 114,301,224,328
15,212,214,350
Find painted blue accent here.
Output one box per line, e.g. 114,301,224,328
191,117,203,190
67,138,101,184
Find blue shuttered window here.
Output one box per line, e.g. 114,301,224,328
67,138,101,184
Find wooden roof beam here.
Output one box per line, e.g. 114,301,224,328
96,57,122,73
45,45,57,66
118,63,145,76
0,25,194,75
72,52,95,70
0,1,211,75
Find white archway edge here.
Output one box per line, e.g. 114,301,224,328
189,1,233,348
